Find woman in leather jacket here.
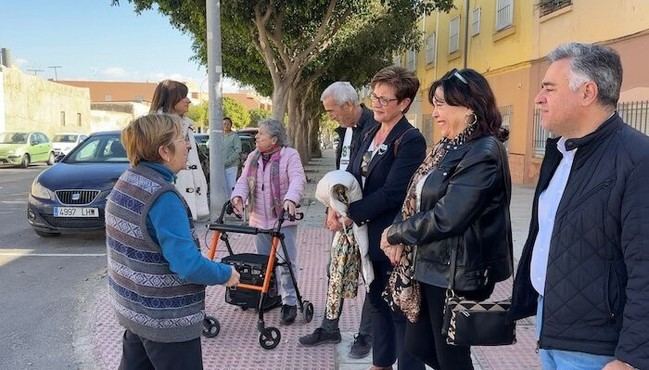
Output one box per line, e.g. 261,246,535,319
380,68,513,370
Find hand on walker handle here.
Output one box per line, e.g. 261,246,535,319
283,200,296,217
231,196,244,216
225,266,240,287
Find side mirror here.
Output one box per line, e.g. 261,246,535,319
54,153,65,163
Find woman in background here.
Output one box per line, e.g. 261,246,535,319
150,79,209,220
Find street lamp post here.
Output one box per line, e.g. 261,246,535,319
206,0,226,221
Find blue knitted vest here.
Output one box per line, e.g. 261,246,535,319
105,164,205,343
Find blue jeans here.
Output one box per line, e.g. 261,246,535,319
536,296,615,370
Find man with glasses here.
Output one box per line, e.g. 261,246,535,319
298,81,377,359
510,43,649,370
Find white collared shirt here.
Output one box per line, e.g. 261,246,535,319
531,137,577,296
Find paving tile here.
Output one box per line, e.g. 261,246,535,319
92,149,542,370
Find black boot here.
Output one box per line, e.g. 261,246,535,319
298,328,342,346
280,304,297,325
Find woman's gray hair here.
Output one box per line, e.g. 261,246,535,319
548,42,622,108
259,119,288,147
320,81,359,106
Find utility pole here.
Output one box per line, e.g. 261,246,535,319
463,0,470,69
48,66,62,80
206,0,226,221
26,68,43,76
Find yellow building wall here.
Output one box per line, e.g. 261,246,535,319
409,0,649,183
534,0,649,57
2,67,92,138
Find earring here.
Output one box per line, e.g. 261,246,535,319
466,112,478,127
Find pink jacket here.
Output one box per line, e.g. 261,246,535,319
231,147,306,229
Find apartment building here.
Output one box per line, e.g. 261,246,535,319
399,0,649,184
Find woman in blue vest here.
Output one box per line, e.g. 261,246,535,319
106,113,240,370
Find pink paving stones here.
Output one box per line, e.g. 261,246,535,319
92,226,363,370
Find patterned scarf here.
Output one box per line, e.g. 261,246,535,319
384,120,477,323
246,146,283,217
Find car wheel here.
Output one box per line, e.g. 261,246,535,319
20,154,30,168
34,229,61,237
47,152,55,165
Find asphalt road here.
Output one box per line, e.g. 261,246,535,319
0,165,106,370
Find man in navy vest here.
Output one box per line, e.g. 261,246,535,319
510,43,649,370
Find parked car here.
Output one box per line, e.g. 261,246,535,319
0,131,55,168
27,131,129,237
238,133,256,165
192,130,257,166
51,133,88,156
194,133,209,152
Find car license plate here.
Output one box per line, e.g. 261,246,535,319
53,207,99,218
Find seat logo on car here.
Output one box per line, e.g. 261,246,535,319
72,193,81,201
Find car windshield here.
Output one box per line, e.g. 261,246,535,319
65,134,128,163
53,134,79,143
0,132,28,144
194,134,208,144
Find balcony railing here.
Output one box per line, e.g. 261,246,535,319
539,0,572,18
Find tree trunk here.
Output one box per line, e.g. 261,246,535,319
309,114,322,158
286,88,298,148
271,82,290,121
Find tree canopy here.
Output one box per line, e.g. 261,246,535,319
113,0,454,158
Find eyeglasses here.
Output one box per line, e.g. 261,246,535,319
370,93,399,107
361,150,372,177
443,68,468,85
172,133,190,145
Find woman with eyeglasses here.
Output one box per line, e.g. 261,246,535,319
106,114,239,370
150,79,209,221
330,65,426,370
379,68,513,370
231,118,306,326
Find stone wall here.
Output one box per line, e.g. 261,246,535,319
1,67,91,138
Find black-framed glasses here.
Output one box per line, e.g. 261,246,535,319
370,93,399,107
443,68,468,85
361,150,372,177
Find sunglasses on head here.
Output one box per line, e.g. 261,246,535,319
443,68,468,85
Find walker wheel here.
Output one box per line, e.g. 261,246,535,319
202,316,220,338
259,327,281,349
303,301,314,323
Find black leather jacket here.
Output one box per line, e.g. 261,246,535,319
387,135,513,292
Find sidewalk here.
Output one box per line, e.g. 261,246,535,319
91,149,540,370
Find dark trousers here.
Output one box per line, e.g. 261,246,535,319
321,290,376,338
368,261,425,370
405,283,473,370
119,330,203,370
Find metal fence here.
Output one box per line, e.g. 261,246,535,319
532,109,551,157
532,100,649,157
618,100,649,135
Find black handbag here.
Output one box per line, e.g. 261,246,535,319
441,143,516,347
